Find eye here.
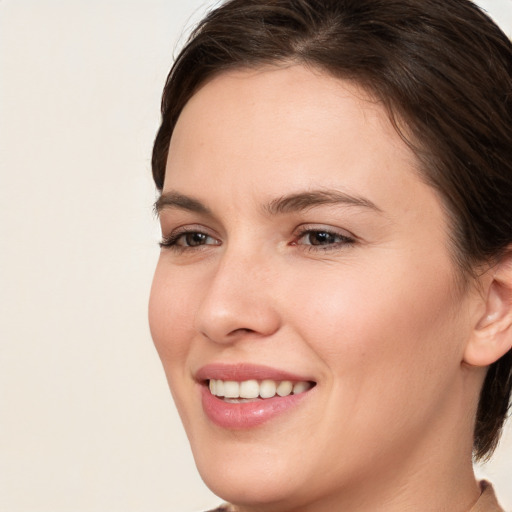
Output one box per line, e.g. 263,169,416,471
177,232,214,247
292,227,355,250
160,228,220,250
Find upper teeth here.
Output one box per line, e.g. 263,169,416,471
208,379,311,399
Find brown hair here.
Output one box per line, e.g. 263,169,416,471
152,0,512,460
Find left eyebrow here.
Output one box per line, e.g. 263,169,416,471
263,189,382,215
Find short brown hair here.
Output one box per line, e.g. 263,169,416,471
152,0,512,460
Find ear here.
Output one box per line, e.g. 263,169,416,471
464,251,512,367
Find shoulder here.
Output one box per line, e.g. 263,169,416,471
205,505,237,512
470,481,505,512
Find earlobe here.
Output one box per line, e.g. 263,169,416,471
464,252,512,367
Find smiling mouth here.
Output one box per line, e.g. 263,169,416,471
207,379,315,402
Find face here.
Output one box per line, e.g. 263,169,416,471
149,66,475,511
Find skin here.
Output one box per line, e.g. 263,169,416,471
149,65,493,511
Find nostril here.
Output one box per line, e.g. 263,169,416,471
230,327,257,335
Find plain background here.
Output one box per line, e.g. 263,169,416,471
0,1,511,511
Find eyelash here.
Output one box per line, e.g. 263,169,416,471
159,227,356,253
159,227,219,252
292,227,355,251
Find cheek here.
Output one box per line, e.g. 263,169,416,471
148,262,205,434
278,257,469,469
287,255,466,396
148,261,197,368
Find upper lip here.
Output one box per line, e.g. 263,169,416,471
195,363,315,383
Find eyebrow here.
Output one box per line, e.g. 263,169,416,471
154,189,381,217
263,189,382,215
154,191,212,215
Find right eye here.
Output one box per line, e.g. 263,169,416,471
159,229,221,250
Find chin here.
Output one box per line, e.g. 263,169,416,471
202,472,285,507
190,433,311,508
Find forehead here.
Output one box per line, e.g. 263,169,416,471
164,66,424,202
176,65,394,138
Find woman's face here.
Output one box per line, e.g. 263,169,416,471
149,66,476,510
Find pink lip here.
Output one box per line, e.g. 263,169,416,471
195,363,313,383
195,363,316,430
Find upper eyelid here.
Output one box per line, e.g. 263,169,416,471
156,205,220,236
293,223,357,239
162,223,220,237
159,224,222,247
296,229,354,240
159,209,224,235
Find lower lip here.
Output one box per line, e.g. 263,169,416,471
200,384,311,429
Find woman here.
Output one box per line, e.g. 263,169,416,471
149,0,512,510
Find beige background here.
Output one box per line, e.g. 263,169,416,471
0,1,511,511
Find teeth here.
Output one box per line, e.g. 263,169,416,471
292,381,309,395
239,379,259,399
260,379,277,398
208,379,312,399
276,380,293,397
223,381,240,398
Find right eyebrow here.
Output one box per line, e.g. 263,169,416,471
154,191,212,216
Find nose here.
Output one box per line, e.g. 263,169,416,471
194,248,281,344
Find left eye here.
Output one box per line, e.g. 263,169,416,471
177,232,214,247
295,229,354,247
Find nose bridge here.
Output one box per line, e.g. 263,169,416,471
195,242,280,343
